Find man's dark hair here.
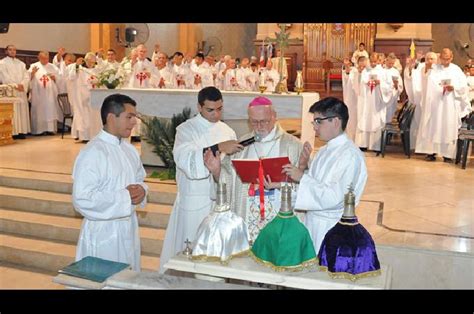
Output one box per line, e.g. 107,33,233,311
107,49,116,54
359,42,366,47
101,94,137,125
309,97,349,131
198,86,223,106
173,51,184,58
195,52,205,59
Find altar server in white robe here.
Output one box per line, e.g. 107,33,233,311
28,51,60,135
415,49,471,161
403,56,424,149
214,96,304,243
117,48,137,87
67,52,102,141
0,44,31,137
384,53,404,123
354,52,392,152
53,50,76,94
151,52,176,89
283,97,367,254
159,87,244,273
73,94,147,271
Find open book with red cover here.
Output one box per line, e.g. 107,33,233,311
231,156,291,184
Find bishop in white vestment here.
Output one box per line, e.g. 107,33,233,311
219,97,303,243
72,94,148,271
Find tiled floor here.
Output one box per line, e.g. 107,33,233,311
0,129,473,257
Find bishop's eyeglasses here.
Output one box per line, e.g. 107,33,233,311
312,116,337,125
250,119,271,126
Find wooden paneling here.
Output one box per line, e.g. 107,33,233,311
253,39,303,91
304,23,376,93
374,38,434,69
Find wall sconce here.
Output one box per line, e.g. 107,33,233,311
388,23,404,32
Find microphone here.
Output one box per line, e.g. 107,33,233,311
239,134,262,147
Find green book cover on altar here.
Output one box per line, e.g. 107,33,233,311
58,256,130,283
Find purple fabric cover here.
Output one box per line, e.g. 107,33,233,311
318,217,380,275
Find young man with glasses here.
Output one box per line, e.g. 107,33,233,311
282,97,368,254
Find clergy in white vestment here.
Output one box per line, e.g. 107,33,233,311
262,59,281,92
342,56,363,141
415,49,471,161
236,58,255,91
28,51,60,135
354,52,392,152
53,51,76,94
215,96,304,243
271,49,288,91
67,52,103,141
172,52,193,89
467,66,474,104
383,53,404,123
282,97,368,254
159,87,244,274
218,58,244,91
191,53,214,90
53,52,76,129
151,52,176,89
214,55,230,90
117,48,137,88
96,49,120,72
0,45,31,137
403,57,424,149
72,94,148,271
127,45,160,89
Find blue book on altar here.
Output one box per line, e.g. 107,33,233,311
58,256,130,283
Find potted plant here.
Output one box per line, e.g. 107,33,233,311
140,108,192,180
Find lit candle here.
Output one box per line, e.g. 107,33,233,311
259,72,266,86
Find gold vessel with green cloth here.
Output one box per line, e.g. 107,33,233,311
250,184,317,271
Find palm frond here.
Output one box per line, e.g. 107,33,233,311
141,108,192,179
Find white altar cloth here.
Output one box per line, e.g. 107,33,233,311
164,253,392,289
90,88,319,145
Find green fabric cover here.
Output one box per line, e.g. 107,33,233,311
251,211,317,268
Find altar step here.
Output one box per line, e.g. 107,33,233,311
0,234,160,273
0,169,175,286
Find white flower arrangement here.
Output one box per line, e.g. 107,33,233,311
97,68,124,89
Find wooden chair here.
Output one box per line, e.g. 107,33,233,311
57,93,73,139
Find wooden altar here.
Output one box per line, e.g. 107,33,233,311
0,98,17,146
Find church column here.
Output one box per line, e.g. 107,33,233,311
90,23,126,61
178,23,197,54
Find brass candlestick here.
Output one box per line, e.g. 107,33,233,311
258,85,267,93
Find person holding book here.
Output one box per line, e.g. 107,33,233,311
159,86,243,274
282,97,368,255
206,96,305,243
72,94,148,271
